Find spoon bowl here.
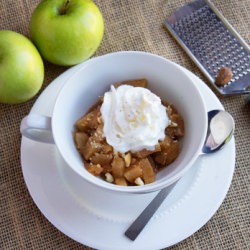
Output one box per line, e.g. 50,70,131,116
125,110,235,241
202,110,234,154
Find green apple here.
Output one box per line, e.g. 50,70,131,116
30,0,104,66
0,30,44,104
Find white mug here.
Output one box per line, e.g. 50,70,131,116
20,51,207,194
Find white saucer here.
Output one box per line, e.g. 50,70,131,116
21,59,235,250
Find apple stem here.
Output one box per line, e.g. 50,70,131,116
60,0,70,15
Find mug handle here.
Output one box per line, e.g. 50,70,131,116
20,114,54,143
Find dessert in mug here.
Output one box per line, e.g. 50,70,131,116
74,79,184,186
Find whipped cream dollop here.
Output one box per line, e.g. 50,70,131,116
100,85,169,153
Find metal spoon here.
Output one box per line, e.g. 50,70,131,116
125,110,235,241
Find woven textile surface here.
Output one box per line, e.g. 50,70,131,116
1,0,249,249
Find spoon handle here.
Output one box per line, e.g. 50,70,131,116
125,181,178,241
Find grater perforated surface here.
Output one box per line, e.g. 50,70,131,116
165,0,250,95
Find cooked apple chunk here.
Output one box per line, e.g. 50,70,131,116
124,164,142,183
91,153,113,165
115,177,128,186
74,132,89,150
153,139,179,166
113,78,148,88
140,157,156,184
75,105,101,132
85,162,103,176
111,155,125,178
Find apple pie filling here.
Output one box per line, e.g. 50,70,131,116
74,79,184,186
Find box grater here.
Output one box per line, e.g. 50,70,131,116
165,0,250,95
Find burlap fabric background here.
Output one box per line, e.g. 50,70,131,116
1,0,249,249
